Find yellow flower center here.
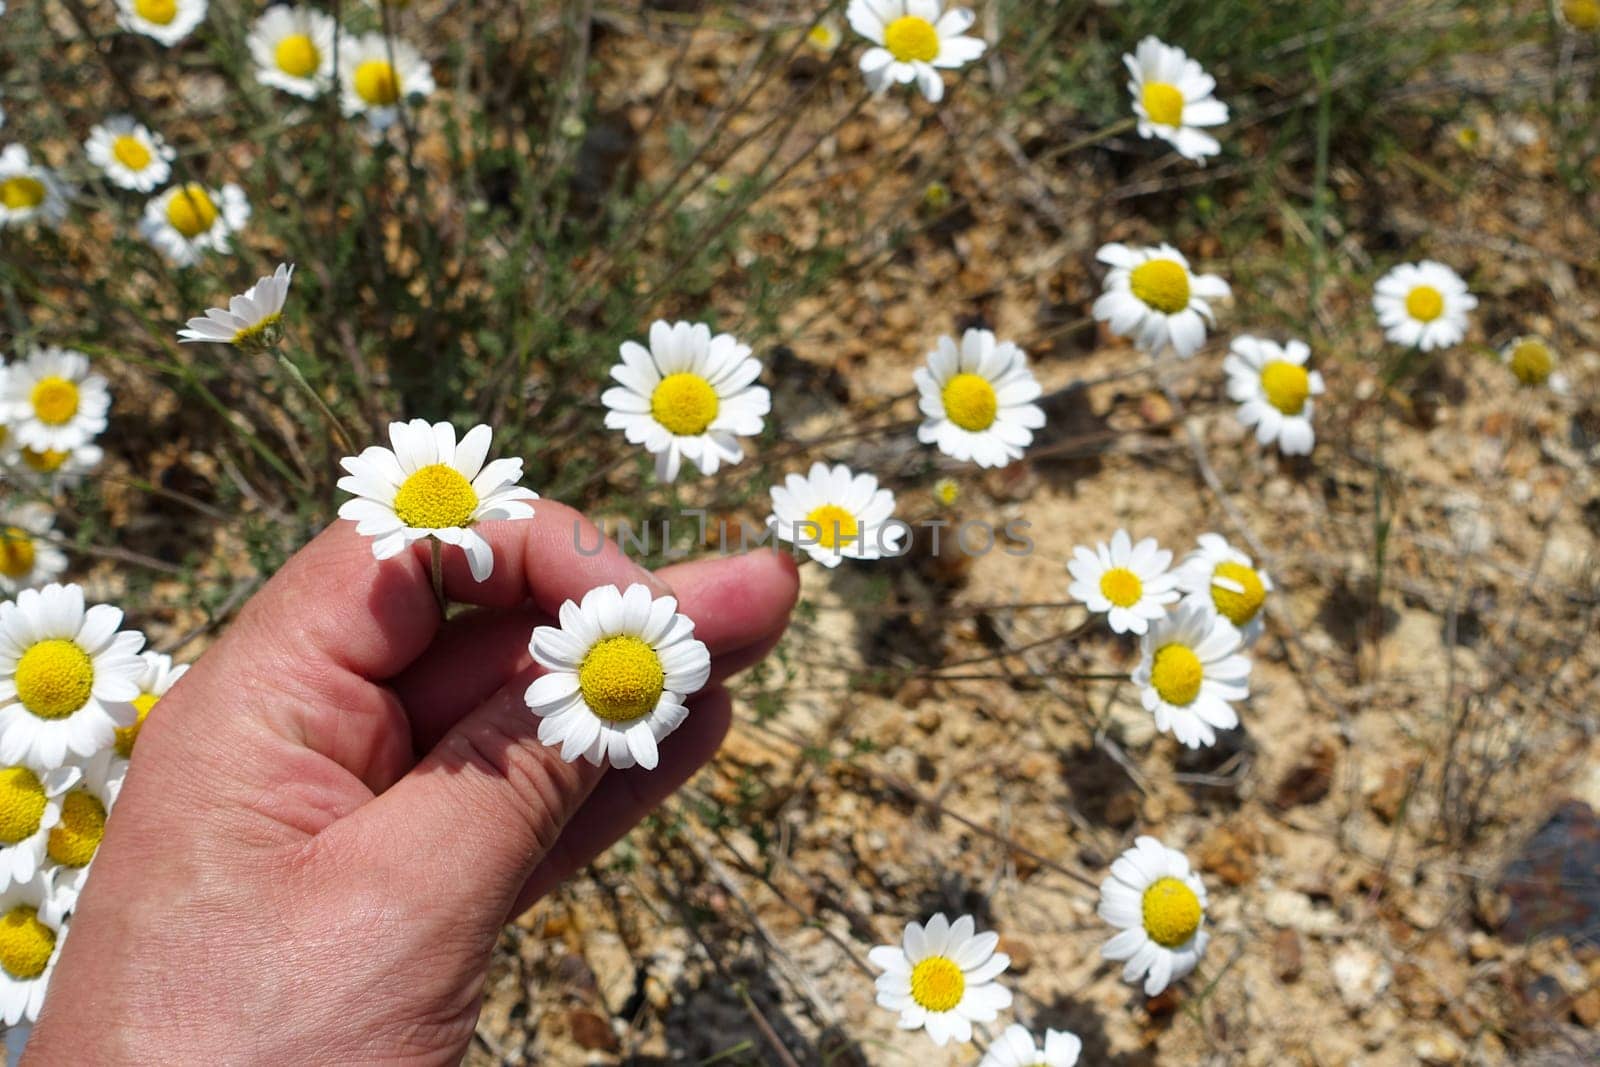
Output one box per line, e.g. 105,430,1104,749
1564,0,1600,30
650,373,720,437
0,177,46,212
116,691,161,758
1141,877,1202,948
134,0,178,25
1141,81,1186,127
0,906,55,980
941,373,999,432
805,504,859,550
46,788,106,868
274,33,322,78
0,767,47,845
233,312,283,346
165,184,220,239
933,478,960,507
354,60,401,106
908,955,965,1013
1129,259,1191,315
1150,643,1203,706
21,448,68,474
0,527,37,579
1211,561,1266,626
1098,567,1143,608
111,134,153,172
807,24,838,50
15,639,95,721
883,16,941,63
577,635,665,722
1509,339,1553,386
1404,284,1444,322
391,464,479,530
1259,360,1311,416
29,376,80,426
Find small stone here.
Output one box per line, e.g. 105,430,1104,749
1272,928,1303,982
1368,761,1417,824
567,1009,619,1053
998,936,1032,975
1333,943,1392,1011
915,707,942,734
1571,988,1600,1028
1198,819,1262,887
1412,1027,1464,1065
1273,737,1338,808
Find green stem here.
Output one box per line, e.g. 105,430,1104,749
275,349,355,455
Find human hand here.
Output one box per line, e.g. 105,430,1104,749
24,505,798,1063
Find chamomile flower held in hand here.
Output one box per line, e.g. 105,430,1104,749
847,0,986,103
1372,261,1475,351
525,584,711,771
1124,37,1228,164
1223,336,1324,456
0,146,69,231
178,263,294,348
0,504,68,596
0,348,110,454
115,652,187,758
602,321,770,482
40,749,123,902
0,763,78,890
1093,243,1230,359
1099,837,1209,997
114,0,207,46
767,462,905,568
979,1025,1083,1067
914,328,1045,469
1067,529,1180,636
1133,601,1249,748
248,5,337,99
337,420,537,582
1177,533,1273,646
339,32,436,132
868,913,1011,1047
1501,336,1569,393
140,181,250,267
0,584,145,769
0,873,67,1025
83,117,174,193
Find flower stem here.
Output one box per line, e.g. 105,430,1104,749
429,538,447,618
274,349,355,455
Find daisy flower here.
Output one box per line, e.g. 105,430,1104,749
1176,533,1273,646
338,32,436,132
524,583,711,771
1561,0,1600,31
40,750,124,902
1092,243,1230,359
847,0,986,103
1501,336,1569,393
0,763,78,891
867,913,1011,1047
806,16,842,53
139,181,250,267
0,347,111,454
115,651,187,759
1123,37,1228,164
913,328,1046,469
178,263,294,348
1223,336,1324,456
0,505,68,597
601,320,770,483
336,420,538,582
980,1025,1083,1067
114,0,207,47
1132,601,1249,749
767,462,905,568
1066,529,1180,636
8,443,103,491
1099,836,1209,997
83,116,174,193
1372,261,1475,351
0,146,69,231
0,584,145,769
248,5,337,99
0,873,67,1026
